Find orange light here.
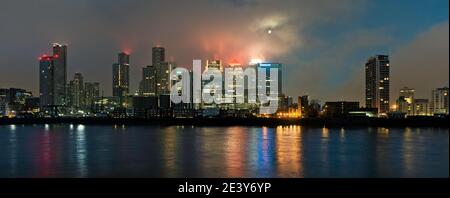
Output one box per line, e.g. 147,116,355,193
229,59,241,67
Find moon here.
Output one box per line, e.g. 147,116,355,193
267,29,273,34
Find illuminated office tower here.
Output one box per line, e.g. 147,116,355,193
223,63,245,109
365,55,390,115
112,52,130,105
256,63,282,97
257,63,282,114
202,60,224,108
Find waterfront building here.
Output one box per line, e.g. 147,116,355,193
39,43,68,114
413,99,430,116
323,101,360,117
365,55,390,115
396,87,415,116
139,65,157,96
84,82,100,112
112,52,130,106
431,87,449,115
67,72,84,110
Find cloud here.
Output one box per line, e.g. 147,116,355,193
0,0,367,96
285,27,392,102
332,21,449,104
390,21,449,99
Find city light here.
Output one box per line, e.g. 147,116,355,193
250,58,265,65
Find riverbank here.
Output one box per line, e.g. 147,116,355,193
0,116,448,127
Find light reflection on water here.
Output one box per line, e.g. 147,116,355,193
0,125,448,178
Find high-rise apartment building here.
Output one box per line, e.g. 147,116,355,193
431,87,449,115
112,52,130,105
39,43,68,113
84,82,100,111
365,55,390,115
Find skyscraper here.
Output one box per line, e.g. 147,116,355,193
68,72,84,109
365,55,390,115
84,82,100,111
257,63,283,97
112,52,130,105
257,63,283,114
52,43,68,106
202,60,223,108
39,55,54,112
156,61,172,95
431,87,449,115
152,46,165,67
139,65,157,96
152,47,171,95
39,43,68,113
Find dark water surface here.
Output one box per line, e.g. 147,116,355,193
0,125,448,178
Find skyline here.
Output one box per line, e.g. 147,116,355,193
0,0,448,103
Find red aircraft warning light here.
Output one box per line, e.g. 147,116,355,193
39,54,54,61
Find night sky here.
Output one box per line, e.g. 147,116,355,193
0,0,448,103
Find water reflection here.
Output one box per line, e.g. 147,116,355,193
8,127,17,176
275,126,303,177
36,126,52,177
255,127,274,177
75,125,87,177
162,127,178,177
0,125,447,178
224,127,246,177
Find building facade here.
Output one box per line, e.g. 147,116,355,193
52,43,68,107
68,72,84,110
257,63,282,114
413,99,430,116
39,43,68,114
323,101,360,117
397,87,415,115
365,55,390,115
431,87,449,115
112,52,130,106
139,65,157,96
0,88,33,116
85,82,100,112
